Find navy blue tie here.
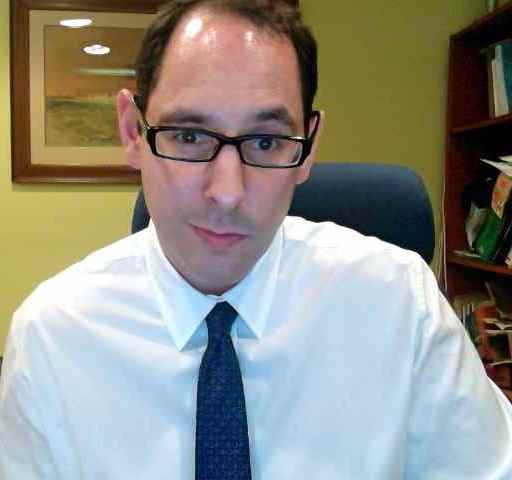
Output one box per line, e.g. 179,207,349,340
195,302,252,480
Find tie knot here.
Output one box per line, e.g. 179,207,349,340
205,302,238,340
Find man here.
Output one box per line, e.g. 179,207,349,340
1,0,512,478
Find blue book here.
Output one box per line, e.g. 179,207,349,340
500,40,512,110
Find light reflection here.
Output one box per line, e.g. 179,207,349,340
244,31,255,44
184,17,204,38
59,18,92,28
83,44,111,56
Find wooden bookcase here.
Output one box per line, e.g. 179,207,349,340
445,1,512,300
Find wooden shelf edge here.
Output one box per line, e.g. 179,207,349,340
447,253,512,276
451,113,512,135
452,0,512,40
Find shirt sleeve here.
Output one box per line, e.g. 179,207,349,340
405,260,512,478
0,311,60,480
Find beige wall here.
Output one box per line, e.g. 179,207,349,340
0,0,486,352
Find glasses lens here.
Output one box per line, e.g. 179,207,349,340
241,136,303,167
155,129,218,160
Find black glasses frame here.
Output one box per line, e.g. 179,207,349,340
132,96,320,169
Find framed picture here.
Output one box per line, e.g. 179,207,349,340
10,0,164,184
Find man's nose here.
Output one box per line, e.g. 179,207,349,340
204,144,246,211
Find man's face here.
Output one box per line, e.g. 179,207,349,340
119,9,322,294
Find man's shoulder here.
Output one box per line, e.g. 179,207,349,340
282,215,419,263
14,230,148,326
75,228,148,274
280,216,430,319
50,228,146,281
281,215,427,294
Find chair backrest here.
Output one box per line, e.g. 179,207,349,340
132,162,435,263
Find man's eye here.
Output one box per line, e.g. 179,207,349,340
176,131,199,144
255,137,278,151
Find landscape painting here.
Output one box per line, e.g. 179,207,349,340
11,0,158,183
44,25,144,147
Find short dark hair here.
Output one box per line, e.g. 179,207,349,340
135,0,317,133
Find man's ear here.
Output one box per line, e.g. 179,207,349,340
117,88,143,170
295,110,325,185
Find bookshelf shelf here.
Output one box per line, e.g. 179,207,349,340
445,0,512,300
447,253,512,276
451,113,512,135
453,2,512,44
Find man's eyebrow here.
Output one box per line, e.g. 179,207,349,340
156,107,298,132
157,109,211,126
250,108,297,132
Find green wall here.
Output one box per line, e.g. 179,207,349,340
0,0,487,352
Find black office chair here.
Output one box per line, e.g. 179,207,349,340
132,162,435,263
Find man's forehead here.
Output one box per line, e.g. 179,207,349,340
173,6,266,40
166,6,291,62
145,6,304,129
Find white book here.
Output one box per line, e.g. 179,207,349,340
506,242,512,268
492,57,501,116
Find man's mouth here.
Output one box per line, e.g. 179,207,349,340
192,225,248,249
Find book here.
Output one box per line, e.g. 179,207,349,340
453,291,489,322
493,44,509,115
466,205,490,248
491,187,512,263
485,281,512,320
473,302,499,361
503,40,512,111
488,39,512,117
481,157,512,177
453,291,492,351
476,160,512,265
493,210,512,264
486,46,496,116
505,245,512,268
452,290,512,388
462,173,495,249
473,173,512,261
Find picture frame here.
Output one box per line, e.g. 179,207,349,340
10,0,164,184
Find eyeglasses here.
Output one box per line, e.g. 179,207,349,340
131,96,320,169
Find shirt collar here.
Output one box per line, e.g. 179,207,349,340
144,221,283,351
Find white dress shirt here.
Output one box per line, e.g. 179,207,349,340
1,216,512,479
